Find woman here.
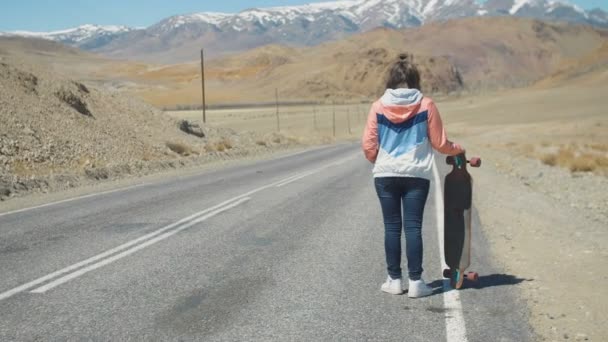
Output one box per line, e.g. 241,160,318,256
362,54,464,298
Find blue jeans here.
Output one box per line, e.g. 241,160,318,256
374,177,430,281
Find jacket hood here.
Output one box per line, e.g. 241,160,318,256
379,88,423,123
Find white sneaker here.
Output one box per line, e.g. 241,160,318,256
381,276,403,295
407,278,433,298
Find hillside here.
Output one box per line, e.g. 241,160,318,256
535,42,608,86
352,17,608,89
110,17,608,107
2,18,606,108
0,57,297,200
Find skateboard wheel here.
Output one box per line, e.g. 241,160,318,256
467,272,479,282
443,269,452,278
469,157,482,167
446,156,454,165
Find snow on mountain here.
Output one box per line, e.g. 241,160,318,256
145,0,605,33
1,24,135,47
510,0,537,15
508,0,587,17
1,0,606,62
588,8,608,24
158,0,456,31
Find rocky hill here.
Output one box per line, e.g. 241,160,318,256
0,58,296,200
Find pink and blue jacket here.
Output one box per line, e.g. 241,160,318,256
362,88,463,180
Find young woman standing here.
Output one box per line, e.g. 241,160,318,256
362,54,464,298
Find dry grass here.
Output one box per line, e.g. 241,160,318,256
569,155,597,172
204,144,215,153
11,160,31,177
166,103,368,143
204,138,233,153
215,138,232,152
166,142,193,156
540,153,558,166
256,140,267,146
540,146,608,174
587,143,608,152
75,155,108,170
142,149,155,162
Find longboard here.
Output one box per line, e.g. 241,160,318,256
443,153,481,289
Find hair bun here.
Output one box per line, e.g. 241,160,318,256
398,53,408,61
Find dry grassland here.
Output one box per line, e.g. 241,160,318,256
167,103,371,143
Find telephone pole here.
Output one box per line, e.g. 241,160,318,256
332,101,336,137
276,88,280,132
200,49,207,124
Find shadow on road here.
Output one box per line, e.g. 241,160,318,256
427,273,533,294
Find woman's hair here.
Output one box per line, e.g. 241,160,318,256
385,53,421,90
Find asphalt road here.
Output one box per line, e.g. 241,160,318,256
0,143,532,341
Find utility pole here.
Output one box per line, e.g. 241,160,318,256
200,49,207,124
276,88,280,132
332,101,336,138
313,105,317,131
347,107,351,135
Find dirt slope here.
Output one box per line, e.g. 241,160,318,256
0,58,298,200
535,42,608,87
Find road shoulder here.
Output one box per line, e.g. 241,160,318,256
0,144,321,214
470,144,607,341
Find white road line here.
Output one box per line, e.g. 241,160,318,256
274,173,305,187
0,196,249,301
0,151,359,300
0,183,147,218
30,197,250,293
432,157,469,342
275,153,358,188
276,170,320,187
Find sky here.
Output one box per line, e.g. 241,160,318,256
1,0,606,32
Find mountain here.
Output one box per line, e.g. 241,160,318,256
3,17,605,106
101,17,605,107
535,41,608,87
2,0,607,63
485,0,607,24
0,25,135,50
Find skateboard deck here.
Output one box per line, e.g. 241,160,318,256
443,153,481,289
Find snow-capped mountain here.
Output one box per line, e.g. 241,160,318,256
485,0,606,24
150,0,479,33
1,24,135,49
1,0,606,62
147,0,606,32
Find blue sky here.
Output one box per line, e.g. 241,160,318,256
1,0,606,31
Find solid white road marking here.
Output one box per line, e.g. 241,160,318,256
30,197,251,293
274,173,307,187
432,157,469,342
275,154,358,188
276,170,321,187
0,152,360,300
0,183,147,218
0,196,249,301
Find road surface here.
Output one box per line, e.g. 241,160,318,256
0,143,532,341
